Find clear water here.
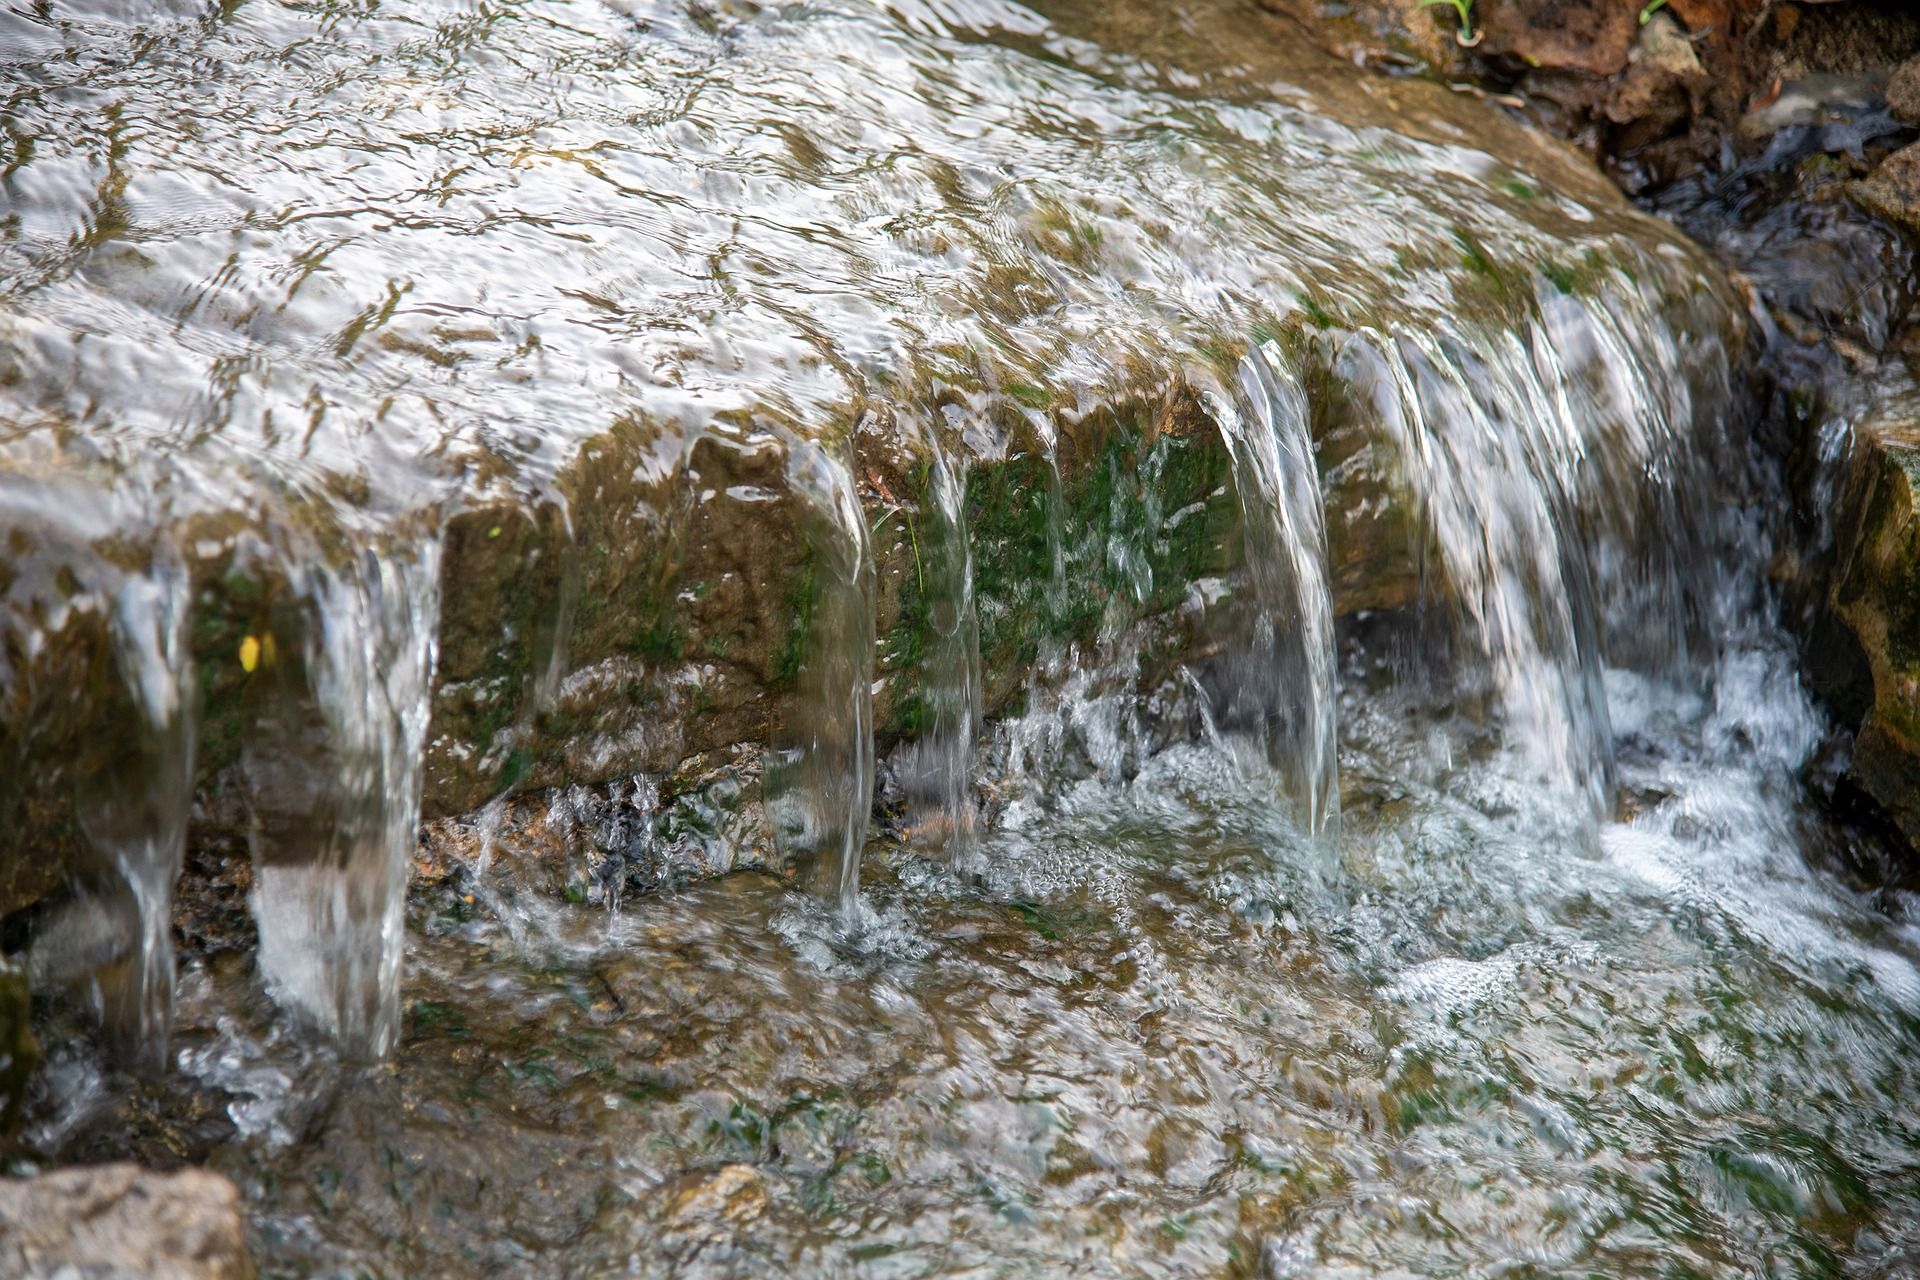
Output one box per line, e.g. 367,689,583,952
3,0,1918,1276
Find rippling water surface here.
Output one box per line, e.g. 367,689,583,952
5,0,1920,1276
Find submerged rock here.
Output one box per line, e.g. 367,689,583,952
0,1164,254,1280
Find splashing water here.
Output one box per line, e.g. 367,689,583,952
1330,270,1731,823
82,560,196,1061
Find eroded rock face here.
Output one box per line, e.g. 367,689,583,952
1833,388,1920,848
0,1164,254,1280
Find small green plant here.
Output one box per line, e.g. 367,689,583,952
1418,0,1481,47
1640,0,1670,22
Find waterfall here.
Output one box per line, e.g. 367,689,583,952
1362,323,1616,813
766,438,877,920
247,538,443,1058
1332,278,1730,818
1208,342,1341,844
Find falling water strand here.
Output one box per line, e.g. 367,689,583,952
82,560,197,1063
530,498,582,714
248,538,443,1057
1207,343,1340,843
1043,444,1068,616
1531,283,1717,670
767,438,876,920
901,449,984,862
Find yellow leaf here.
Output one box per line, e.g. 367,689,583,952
239,635,261,673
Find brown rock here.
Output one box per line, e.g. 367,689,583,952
661,1163,770,1241
0,1164,254,1280
1482,0,1640,78
1666,0,1767,43
1888,54,1920,124
1604,11,1705,135
1850,142,1920,237
1833,394,1920,850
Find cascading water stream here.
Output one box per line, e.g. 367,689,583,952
1207,342,1340,845
767,438,877,920
81,559,196,1063
1350,324,1616,815
246,539,443,1057
19,0,1920,1273
896,447,985,863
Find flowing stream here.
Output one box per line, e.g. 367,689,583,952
4,0,1920,1275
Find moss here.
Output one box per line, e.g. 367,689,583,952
1861,448,1920,676
773,553,819,689
1298,295,1338,330
1451,224,1521,307
498,747,531,792
1540,260,1580,294
629,612,684,663
1026,195,1104,269
465,689,519,757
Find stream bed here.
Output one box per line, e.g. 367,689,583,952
3,0,1920,1276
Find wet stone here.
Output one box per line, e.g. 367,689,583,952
0,954,34,1139
0,1164,254,1280
1891,55,1920,125
1833,382,1920,851
1852,141,1920,238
